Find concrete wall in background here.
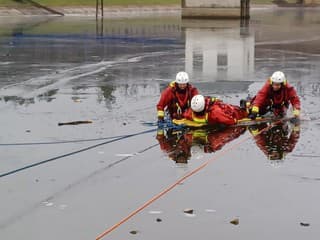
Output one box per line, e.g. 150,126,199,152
304,0,320,4
182,0,249,19
184,0,240,8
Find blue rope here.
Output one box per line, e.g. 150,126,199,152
0,134,133,146
1,120,185,147
0,128,156,179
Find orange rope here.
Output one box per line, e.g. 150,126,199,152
96,123,275,240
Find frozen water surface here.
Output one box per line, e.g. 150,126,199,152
0,8,320,240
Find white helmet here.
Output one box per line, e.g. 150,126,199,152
191,95,205,112
175,71,189,84
271,71,286,84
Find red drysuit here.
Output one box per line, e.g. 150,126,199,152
251,79,301,117
157,82,199,120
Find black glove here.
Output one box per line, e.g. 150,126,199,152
248,112,257,120
290,117,300,124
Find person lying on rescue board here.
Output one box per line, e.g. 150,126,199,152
182,94,248,126
241,71,301,120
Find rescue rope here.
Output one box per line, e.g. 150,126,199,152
95,120,281,240
0,143,160,230
0,119,183,178
0,134,132,146
0,128,156,179
0,120,183,146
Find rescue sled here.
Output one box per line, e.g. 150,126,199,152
172,116,293,128
172,119,207,128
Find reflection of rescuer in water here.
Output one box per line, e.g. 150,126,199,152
156,126,246,163
156,129,192,164
201,126,246,153
248,121,300,164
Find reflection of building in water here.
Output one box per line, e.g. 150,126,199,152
96,82,160,109
183,21,254,81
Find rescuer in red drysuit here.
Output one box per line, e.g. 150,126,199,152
246,71,301,120
157,71,199,121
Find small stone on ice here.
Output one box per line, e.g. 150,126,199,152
183,208,194,214
230,218,239,225
300,222,310,227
